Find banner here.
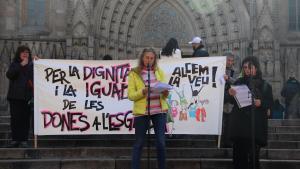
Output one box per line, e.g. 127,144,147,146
34,57,226,135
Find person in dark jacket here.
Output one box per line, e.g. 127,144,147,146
5,46,37,148
221,51,237,148
281,75,300,119
188,36,209,57
286,91,300,119
228,56,273,169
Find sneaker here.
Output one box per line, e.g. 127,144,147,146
4,141,19,148
18,141,29,148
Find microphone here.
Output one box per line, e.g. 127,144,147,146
146,62,151,169
147,63,151,71
147,63,151,88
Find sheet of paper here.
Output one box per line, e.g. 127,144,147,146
151,82,173,93
231,85,252,108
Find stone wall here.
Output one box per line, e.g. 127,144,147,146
0,0,299,114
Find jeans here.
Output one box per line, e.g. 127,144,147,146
132,113,166,169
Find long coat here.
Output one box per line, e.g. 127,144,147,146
6,61,33,101
228,76,273,146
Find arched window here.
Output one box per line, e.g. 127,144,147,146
27,0,46,27
18,0,48,33
289,0,300,31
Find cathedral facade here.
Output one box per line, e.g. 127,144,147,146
0,0,299,114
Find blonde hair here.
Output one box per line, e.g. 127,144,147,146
137,48,158,70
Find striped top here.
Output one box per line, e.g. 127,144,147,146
141,68,162,116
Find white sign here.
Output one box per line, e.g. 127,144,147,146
34,57,226,135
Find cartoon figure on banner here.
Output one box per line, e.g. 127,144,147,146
166,92,178,135
196,98,209,122
166,93,176,123
188,102,197,118
188,85,204,118
175,88,188,121
169,99,179,118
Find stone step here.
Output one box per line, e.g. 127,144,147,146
268,126,300,133
1,125,300,133
0,123,9,132
2,132,300,141
268,141,300,149
269,119,300,127
1,124,299,133
0,147,300,160
0,132,220,140
1,139,299,149
0,138,217,148
1,135,300,149
268,133,300,141
0,158,299,169
1,118,300,126
0,116,9,123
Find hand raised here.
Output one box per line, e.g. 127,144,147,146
254,99,261,107
20,57,29,66
32,55,40,61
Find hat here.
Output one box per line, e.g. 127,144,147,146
188,36,202,44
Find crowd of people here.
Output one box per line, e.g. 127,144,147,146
4,37,300,169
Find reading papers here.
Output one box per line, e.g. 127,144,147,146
231,85,252,108
151,82,173,93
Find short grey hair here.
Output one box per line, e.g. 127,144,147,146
223,51,234,58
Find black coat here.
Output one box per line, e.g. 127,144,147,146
6,61,33,101
224,68,235,104
192,46,209,57
281,77,300,105
228,76,273,146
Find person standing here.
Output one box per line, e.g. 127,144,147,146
222,51,236,148
6,46,37,148
188,36,209,57
160,38,182,59
128,48,169,169
281,74,300,119
228,56,273,169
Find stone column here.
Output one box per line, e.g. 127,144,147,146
65,38,73,59
88,36,94,60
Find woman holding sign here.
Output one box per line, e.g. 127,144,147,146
228,56,273,169
128,48,169,169
5,46,38,148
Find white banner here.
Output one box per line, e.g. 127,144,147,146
34,57,226,135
